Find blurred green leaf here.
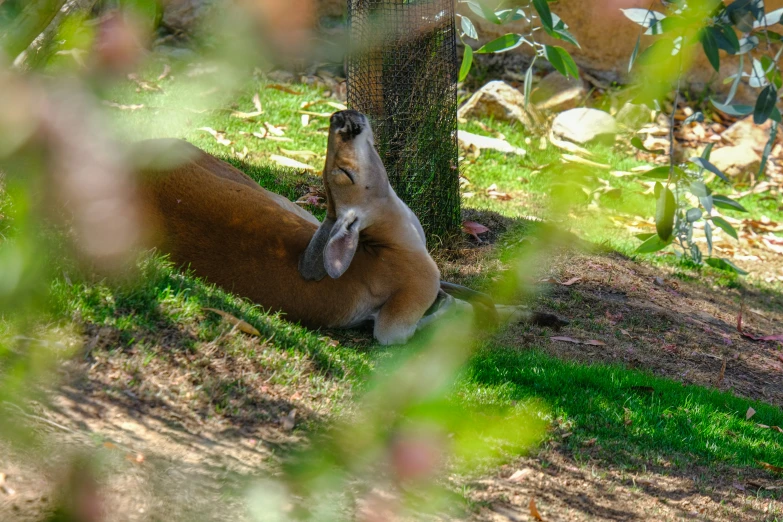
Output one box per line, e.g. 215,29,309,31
754,85,777,125
476,34,524,53
459,45,473,82
710,216,739,240
544,45,579,79
460,15,478,40
655,182,676,241
701,27,721,71
712,195,748,212
689,157,730,183
636,233,672,253
532,0,554,32
706,257,748,275
631,136,664,154
686,208,703,222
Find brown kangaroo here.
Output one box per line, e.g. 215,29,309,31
137,110,562,344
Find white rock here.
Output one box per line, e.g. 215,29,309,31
458,81,542,129
708,143,761,179
457,130,526,156
532,71,587,112
551,108,618,144
615,103,652,131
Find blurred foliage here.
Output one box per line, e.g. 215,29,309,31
624,0,782,273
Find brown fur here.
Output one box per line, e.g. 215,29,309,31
138,139,440,340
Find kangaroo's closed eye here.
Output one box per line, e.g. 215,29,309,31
338,167,356,184
332,167,356,186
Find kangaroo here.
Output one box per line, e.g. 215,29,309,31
138,110,562,344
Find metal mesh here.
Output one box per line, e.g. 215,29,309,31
347,0,459,242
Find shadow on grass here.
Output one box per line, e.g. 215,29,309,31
49,253,371,448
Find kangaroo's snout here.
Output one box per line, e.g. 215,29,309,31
331,110,366,140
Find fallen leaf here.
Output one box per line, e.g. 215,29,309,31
280,148,319,159
561,277,582,286
263,122,286,136
204,308,261,336
281,409,297,431
127,73,162,92
0,473,15,496
125,453,145,464
462,221,490,242
582,437,597,447
662,344,678,354
746,407,757,420
583,339,606,346
270,154,315,171
266,84,302,95
605,310,623,325
103,442,118,450
759,461,783,474
198,127,231,146
235,146,249,160
561,154,610,169
508,468,534,482
529,498,544,521
551,336,605,346
157,64,171,81
620,328,632,338
298,110,332,118
551,336,581,344
716,358,727,387
103,101,144,111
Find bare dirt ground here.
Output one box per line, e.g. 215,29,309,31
469,451,782,522
440,215,783,522
2,217,782,521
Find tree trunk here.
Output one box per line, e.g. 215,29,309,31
1,0,67,62
13,0,100,70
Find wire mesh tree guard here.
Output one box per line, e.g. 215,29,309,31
346,0,459,242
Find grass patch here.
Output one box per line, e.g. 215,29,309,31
464,346,783,473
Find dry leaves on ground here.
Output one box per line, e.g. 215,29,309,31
203,308,261,336
462,221,490,242
551,336,606,346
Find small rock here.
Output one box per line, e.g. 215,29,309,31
457,130,526,156
616,102,653,131
154,45,198,62
708,143,761,179
458,80,542,129
266,69,297,83
162,0,217,34
551,108,618,145
721,116,780,152
532,71,587,112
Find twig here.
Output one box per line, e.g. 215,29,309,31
1,400,77,434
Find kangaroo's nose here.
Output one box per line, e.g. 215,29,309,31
331,110,366,139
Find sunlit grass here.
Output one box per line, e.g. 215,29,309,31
12,63,777,485
465,346,783,472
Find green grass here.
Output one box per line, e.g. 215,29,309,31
3,61,783,497
463,345,783,472
99,67,783,465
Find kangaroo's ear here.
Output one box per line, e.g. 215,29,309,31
299,216,335,281
324,211,361,279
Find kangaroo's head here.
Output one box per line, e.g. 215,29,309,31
322,110,390,216
299,110,425,281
